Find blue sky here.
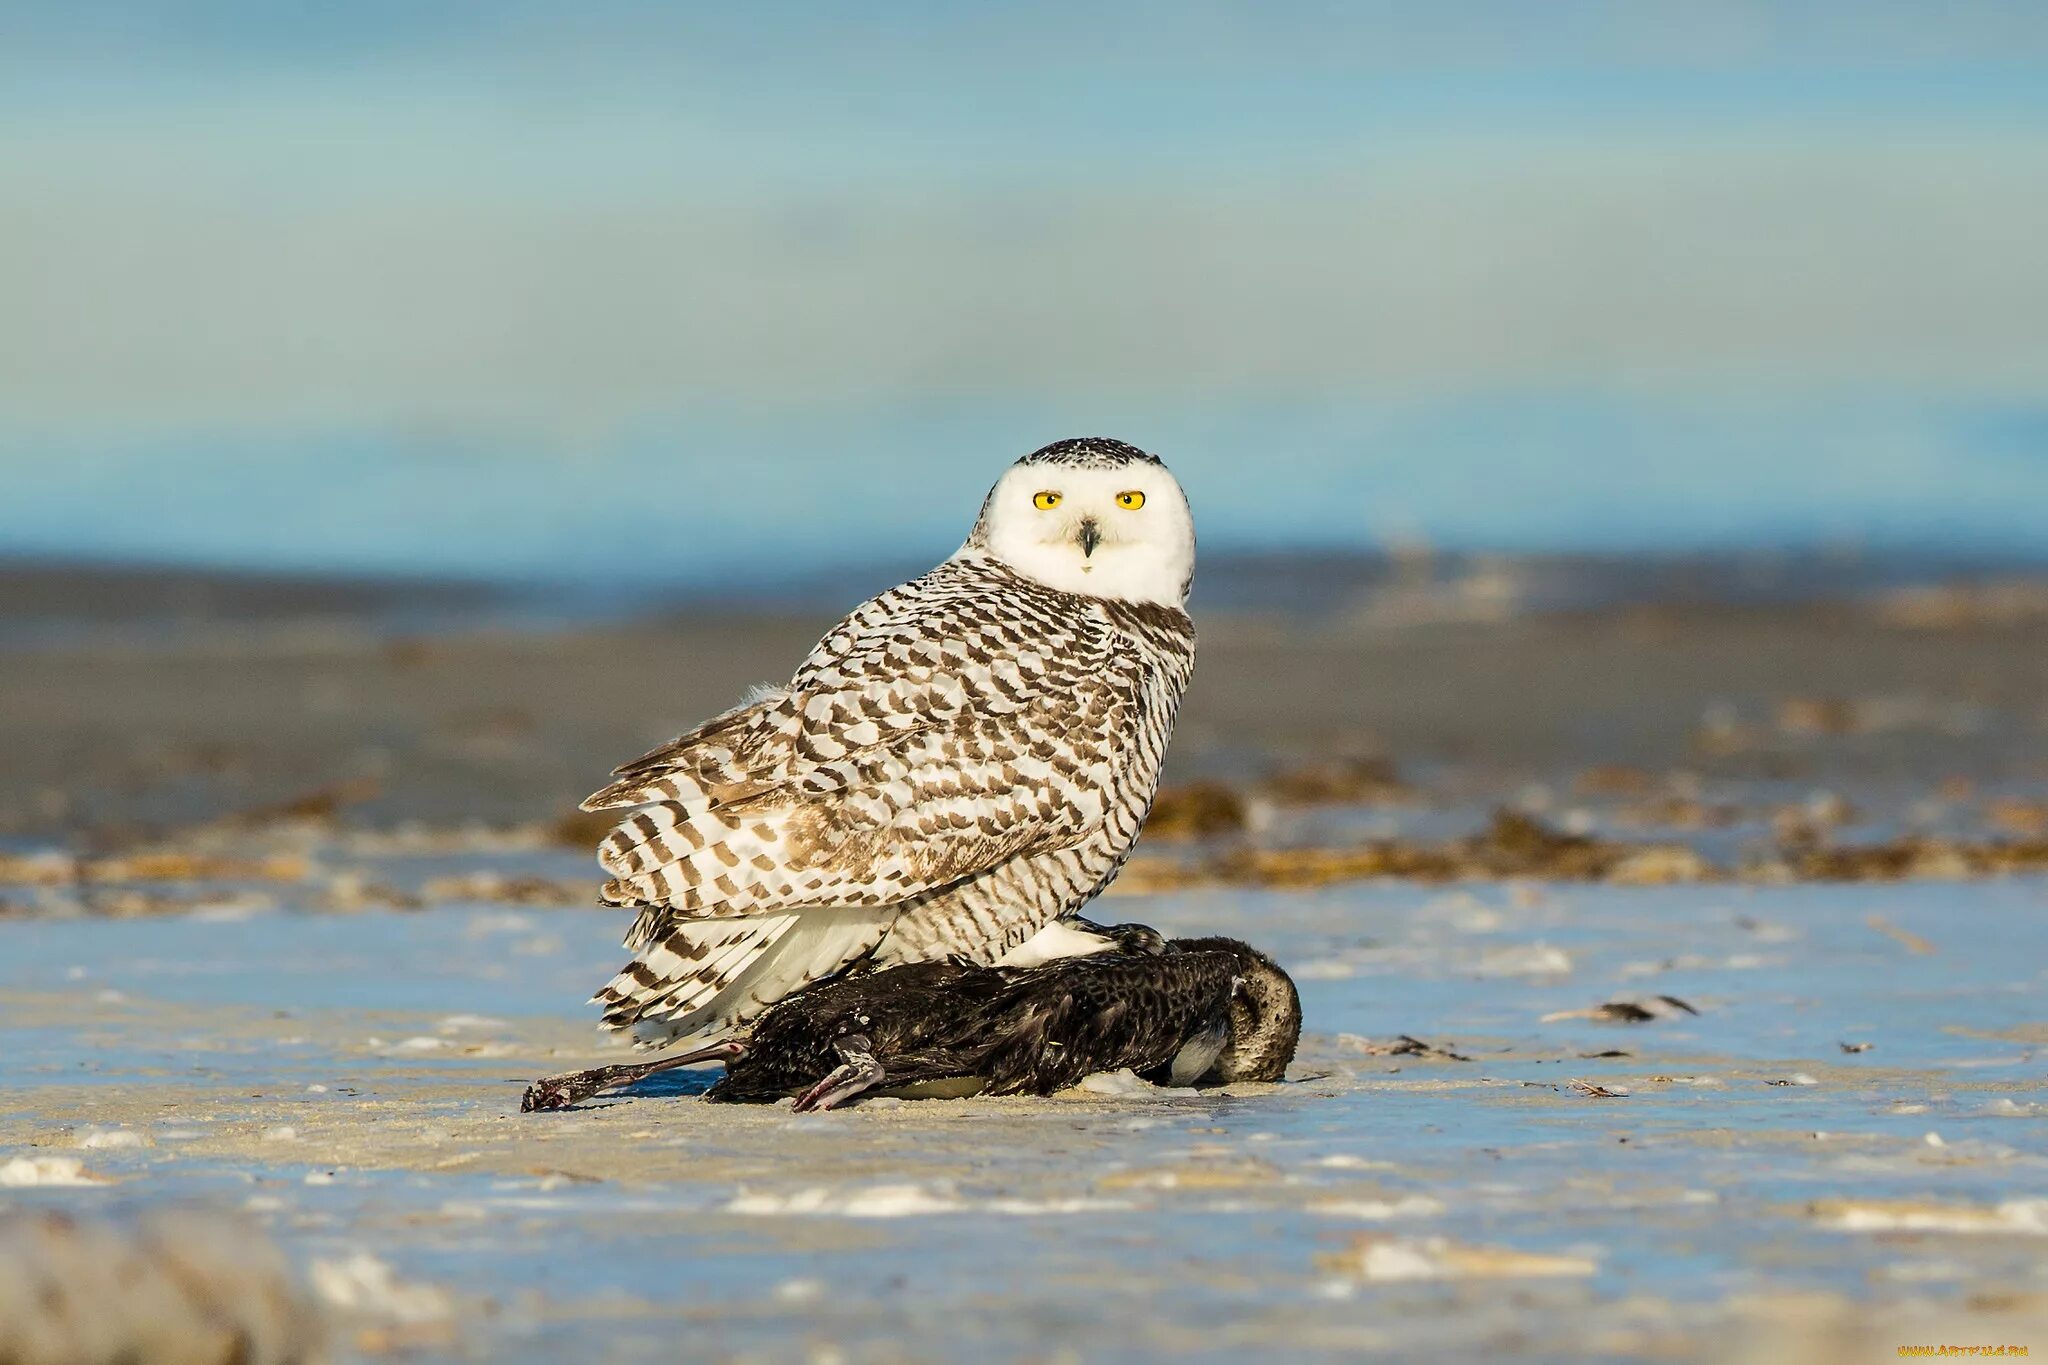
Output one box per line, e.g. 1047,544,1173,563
2,3,2044,580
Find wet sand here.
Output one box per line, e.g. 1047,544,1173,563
3,872,2045,1360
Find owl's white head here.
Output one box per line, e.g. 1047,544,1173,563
965,438,1195,608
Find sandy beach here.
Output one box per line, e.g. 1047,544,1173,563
3,560,2047,1362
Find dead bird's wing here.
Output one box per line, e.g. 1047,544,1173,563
971,951,1241,1096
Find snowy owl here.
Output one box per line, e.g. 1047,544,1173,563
581,437,1197,1046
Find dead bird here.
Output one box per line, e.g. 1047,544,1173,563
522,933,1300,1113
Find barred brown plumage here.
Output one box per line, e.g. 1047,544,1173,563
582,438,1199,1045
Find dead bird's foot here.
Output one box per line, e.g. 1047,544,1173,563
520,1040,747,1113
791,1034,886,1113
520,1065,632,1113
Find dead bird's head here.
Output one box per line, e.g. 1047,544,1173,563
1174,936,1302,1083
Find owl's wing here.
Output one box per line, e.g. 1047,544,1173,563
585,568,1139,924
581,688,788,814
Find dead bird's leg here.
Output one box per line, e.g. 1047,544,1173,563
791,1034,887,1113
521,1040,747,1113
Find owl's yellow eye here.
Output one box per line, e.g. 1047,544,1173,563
1033,491,1063,510
1115,490,1146,510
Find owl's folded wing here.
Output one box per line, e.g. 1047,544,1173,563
583,570,1136,923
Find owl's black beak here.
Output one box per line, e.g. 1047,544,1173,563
1076,519,1102,557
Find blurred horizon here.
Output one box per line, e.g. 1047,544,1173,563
3,3,2045,588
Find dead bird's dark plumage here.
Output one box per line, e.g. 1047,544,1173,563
523,933,1300,1112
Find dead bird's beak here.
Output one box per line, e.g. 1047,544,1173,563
1077,519,1102,558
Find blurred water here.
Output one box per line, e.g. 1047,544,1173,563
3,395,2045,587
4,7,2046,588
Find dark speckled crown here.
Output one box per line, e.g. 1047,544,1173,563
1016,437,1162,470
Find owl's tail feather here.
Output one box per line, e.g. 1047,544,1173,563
593,906,897,1047
595,796,893,927
596,801,791,925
